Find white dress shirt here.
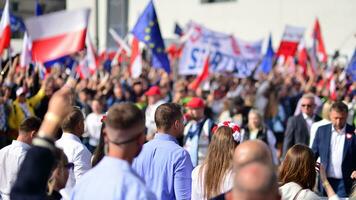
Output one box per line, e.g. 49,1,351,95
309,119,331,148
56,133,92,198
327,126,345,179
0,140,31,200
85,113,104,147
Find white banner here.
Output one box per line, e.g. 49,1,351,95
178,23,262,78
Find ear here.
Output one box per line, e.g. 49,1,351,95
30,131,36,138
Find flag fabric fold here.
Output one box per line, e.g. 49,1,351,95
312,18,327,63
188,55,210,90
25,9,90,63
0,0,11,55
259,34,274,74
129,37,142,78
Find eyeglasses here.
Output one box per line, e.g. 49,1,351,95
301,104,313,108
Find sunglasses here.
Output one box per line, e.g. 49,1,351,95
301,104,314,108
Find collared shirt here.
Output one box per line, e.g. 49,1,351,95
71,156,156,200
56,133,92,197
302,113,314,132
133,133,193,200
0,140,31,200
328,125,346,179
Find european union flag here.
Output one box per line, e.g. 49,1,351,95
347,48,356,82
132,1,170,73
259,34,274,74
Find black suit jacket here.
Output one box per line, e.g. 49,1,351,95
312,123,356,195
282,113,321,157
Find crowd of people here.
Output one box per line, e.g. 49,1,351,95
0,45,355,200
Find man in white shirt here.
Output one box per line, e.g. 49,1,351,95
0,117,41,200
84,98,104,152
56,107,92,198
145,86,166,140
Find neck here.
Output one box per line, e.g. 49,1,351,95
107,145,135,164
17,134,30,145
157,129,175,137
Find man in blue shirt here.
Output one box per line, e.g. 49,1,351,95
133,103,193,200
71,103,156,200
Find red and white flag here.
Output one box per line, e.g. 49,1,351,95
85,34,98,74
312,18,327,63
277,25,305,59
25,9,90,63
20,33,32,68
0,0,11,55
129,37,142,78
188,55,210,90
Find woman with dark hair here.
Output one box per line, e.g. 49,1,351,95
91,115,106,167
279,144,339,200
191,121,241,200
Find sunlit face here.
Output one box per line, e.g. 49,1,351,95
329,110,347,130
248,112,261,129
300,98,315,117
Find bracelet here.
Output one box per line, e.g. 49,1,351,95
44,112,61,124
32,137,56,153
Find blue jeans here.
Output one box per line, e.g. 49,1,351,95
327,178,348,197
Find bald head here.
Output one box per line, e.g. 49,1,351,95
234,140,273,168
233,161,280,200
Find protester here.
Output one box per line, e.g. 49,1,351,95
283,93,322,157
279,144,339,200
0,116,41,200
242,109,278,164
84,98,105,152
312,101,356,197
191,122,241,200
55,107,92,198
144,85,166,140
72,103,155,199
184,97,215,167
47,148,72,200
133,103,193,200
233,161,280,200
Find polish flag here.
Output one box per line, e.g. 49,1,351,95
25,9,90,63
129,37,142,78
312,18,327,63
188,55,210,90
0,0,11,55
20,33,32,68
277,25,305,58
85,34,98,74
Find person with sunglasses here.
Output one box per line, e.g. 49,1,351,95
282,93,322,158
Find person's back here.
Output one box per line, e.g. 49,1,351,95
71,103,156,200
72,156,154,200
133,134,192,200
0,117,41,200
133,103,193,200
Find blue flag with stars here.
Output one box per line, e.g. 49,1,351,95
347,48,356,82
131,1,170,73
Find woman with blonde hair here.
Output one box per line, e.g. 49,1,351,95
191,121,241,200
